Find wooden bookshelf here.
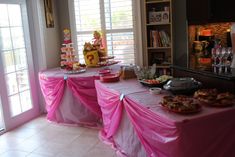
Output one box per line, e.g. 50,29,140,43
142,0,173,75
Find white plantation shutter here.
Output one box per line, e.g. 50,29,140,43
73,0,136,64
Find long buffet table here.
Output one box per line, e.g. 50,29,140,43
38,65,120,127
39,66,235,157
95,79,235,157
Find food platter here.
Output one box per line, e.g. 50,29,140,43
160,95,202,114
97,60,120,66
161,103,202,114
198,100,235,107
194,89,235,107
65,68,86,74
139,79,168,88
99,56,115,60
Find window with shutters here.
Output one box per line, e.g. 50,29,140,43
73,0,136,64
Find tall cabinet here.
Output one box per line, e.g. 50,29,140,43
142,0,173,75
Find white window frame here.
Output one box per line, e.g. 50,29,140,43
68,0,143,66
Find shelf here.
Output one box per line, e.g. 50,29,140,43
146,0,170,4
156,65,170,68
143,0,172,71
148,47,171,50
147,22,171,26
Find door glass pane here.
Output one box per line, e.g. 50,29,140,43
6,73,18,96
14,49,27,70
11,27,25,49
20,90,32,112
3,50,15,73
0,3,34,118
0,4,9,27
8,5,22,27
0,97,4,130
9,94,21,116
0,28,13,51
17,70,30,92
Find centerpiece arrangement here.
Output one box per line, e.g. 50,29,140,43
83,31,118,67
60,29,86,74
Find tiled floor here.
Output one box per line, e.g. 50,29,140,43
0,115,117,157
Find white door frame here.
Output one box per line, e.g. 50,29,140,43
0,0,42,131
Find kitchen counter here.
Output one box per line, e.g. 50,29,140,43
171,65,235,93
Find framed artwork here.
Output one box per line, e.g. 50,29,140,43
161,11,169,23
44,0,54,28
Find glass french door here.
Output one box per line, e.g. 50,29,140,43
0,0,39,131
0,98,4,131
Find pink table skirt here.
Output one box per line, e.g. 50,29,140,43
38,65,120,127
95,79,235,157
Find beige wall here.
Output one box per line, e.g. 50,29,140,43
39,0,61,69
57,0,71,42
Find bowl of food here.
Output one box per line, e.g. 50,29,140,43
149,87,162,94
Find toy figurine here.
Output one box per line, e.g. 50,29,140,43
92,31,106,57
63,29,72,44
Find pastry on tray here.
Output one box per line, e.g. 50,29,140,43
194,89,235,107
161,95,201,114
215,92,235,107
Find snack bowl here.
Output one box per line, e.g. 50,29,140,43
149,87,162,94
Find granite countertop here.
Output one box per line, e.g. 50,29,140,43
171,65,235,81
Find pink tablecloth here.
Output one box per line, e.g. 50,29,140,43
38,65,120,127
95,79,235,157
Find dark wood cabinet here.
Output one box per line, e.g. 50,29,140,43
186,0,210,24
210,0,235,22
187,0,235,24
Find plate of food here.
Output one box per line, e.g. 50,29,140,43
139,75,172,88
160,95,202,114
65,68,86,74
99,56,115,60
97,60,120,66
194,89,235,107
139,79,167,88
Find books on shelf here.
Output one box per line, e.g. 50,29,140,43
149,30,171,48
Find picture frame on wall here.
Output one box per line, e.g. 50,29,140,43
44,0,54,28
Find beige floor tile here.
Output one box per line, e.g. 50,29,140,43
26,152,53,157
49,132,79,145
4,127,38,139
0,135,26,150
0,150,30,157
32,141,66,156
83,147,116,157
0,115,118,157
13,138,42,152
